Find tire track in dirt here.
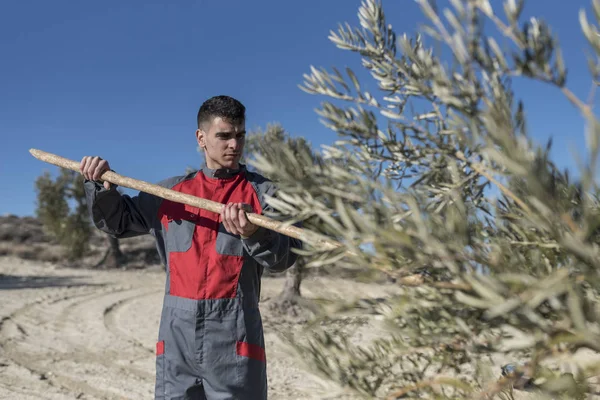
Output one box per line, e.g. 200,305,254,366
103,290,160,357
41,288,158,397
0,264,164,400
0,284,105,351
0,285,119,399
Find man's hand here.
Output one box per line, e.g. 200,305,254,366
221,203,259,238
80,156,111,190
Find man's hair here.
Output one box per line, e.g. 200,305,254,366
197,95,246,129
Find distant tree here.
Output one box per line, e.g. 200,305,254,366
35,168,125,268
35,168,92,262
244,123,319,314
104,235,125,268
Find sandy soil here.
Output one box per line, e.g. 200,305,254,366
2,256,598,400
0,256,389,400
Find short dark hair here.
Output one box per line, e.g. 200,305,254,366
197,95,246,129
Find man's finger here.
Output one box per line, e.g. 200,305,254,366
83,157,98,181
88,157,100,178
237,205,249,225
237,208,248,229
221,204,230,232
222,203,236,234
93,160,107,180
229,204,243,234
80,157,87,175
80,156,89,179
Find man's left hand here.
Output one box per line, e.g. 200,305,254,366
221,203,259,238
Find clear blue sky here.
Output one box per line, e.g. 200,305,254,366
0,0,596,216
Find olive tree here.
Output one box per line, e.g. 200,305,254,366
35,167,124,267
35,168,92,262
245,123,318,315
250,0,600,398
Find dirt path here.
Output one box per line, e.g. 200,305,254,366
0,256,364,400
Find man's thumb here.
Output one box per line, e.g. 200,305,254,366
103,181,111,190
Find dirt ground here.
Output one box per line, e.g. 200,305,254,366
2,256,599,400
0,256,392,400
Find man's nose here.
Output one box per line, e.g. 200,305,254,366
227,138,241,149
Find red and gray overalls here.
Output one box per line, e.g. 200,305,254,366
84,165,300,400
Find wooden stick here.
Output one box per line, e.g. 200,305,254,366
29,148,476,292
29,148,341,251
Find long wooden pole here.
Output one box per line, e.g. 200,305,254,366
29,148,477,291
29,148,341,251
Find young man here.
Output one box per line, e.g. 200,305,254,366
80,95,300,400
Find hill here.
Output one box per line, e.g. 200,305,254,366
0,214,159,269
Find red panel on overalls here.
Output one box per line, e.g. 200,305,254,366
158,171,263,300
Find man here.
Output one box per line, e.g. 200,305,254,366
80,95,301,400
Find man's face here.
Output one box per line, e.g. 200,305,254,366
196,116,246,170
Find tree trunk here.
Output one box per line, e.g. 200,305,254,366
268,257,315,319
102,236,124,268
280,258,303,299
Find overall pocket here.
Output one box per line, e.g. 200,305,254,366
166,219,195,253
215,223,244,256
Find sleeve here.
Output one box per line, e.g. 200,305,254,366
241,181,302,273
83,180,164,239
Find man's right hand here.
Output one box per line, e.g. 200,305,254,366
80,156,111,190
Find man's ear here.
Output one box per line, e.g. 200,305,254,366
196,129,205,149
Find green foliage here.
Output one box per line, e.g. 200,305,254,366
245,123,332,233
35,168,92,261
249,0,600,398
245,122,316,184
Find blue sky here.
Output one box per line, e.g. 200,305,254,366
0,0,597,216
